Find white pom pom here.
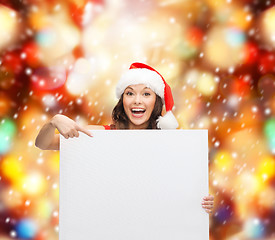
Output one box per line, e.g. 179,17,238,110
156,111,179,129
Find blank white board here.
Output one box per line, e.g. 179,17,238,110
60,130,209,240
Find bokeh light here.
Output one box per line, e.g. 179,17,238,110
15,219,38,239
261,7,275,49
264,118,275,154
1,155,24,183
0,119,16,154
66,58,95,95
244,218,265,239
204,26,246,69
20,172,47,196
0,5,19,51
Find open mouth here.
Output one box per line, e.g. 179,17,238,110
131,108,146,117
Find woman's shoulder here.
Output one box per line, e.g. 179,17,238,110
86,125,105,130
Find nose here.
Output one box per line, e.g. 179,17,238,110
134,94,142,104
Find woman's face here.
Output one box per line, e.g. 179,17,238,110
123,84,156,129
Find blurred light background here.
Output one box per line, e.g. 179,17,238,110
0,0,275,239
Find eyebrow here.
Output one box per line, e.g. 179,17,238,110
125,87,134,90
125,87,151,90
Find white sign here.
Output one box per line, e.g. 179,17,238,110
60,130,209,240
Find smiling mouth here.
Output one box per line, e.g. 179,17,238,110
131,108,146,113
131,108,146,117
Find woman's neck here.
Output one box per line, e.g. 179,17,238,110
128,121,149,129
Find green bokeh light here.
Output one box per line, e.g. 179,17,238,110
264,118,275,152
0,118,17,154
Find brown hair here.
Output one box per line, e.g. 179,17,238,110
111,94,163,129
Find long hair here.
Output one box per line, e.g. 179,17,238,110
111,94,163,129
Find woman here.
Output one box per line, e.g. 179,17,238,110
35,62,214,213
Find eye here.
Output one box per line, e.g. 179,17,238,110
144,92,151,96
125,91,134,96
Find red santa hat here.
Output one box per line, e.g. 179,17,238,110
116,62,179,129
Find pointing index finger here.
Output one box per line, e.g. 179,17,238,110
76,125,93,137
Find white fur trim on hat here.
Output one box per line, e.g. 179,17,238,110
116,68,165,98
157,111,179,129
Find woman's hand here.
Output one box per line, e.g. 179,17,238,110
51,114,93,139
201,195,214,214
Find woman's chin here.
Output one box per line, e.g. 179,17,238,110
129,119,149,129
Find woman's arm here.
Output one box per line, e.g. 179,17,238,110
35,114,96,150
35,119,60,150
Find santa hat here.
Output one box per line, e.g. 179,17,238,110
116,62,179,129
